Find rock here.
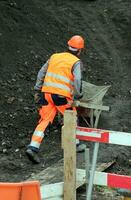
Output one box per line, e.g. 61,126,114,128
7,97,15,104
15,149,20,152
3,149,7,153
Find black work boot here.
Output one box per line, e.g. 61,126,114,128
26,149,40,164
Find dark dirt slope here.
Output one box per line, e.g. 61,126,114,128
0,0,131,182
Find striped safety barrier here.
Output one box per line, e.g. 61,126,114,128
76,126,131,191
94,171,131,190
76,126,131,146
62,111,131,200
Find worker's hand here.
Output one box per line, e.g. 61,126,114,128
67,100,73,106
78,93,83,99
74,93,83,101
72,101,79,107
34,91,41,104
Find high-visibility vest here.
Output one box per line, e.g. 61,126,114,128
42,52,80,98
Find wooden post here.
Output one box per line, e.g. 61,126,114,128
62,110,77,200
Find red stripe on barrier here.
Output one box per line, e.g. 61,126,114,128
77,127,100,133
76,133,109,143
76,127,109,143
108,173,131,190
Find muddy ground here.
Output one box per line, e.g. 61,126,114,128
0,0,131,199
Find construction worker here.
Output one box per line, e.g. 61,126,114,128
26,35,86,164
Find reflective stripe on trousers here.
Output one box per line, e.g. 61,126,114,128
30,130,45,149
29,93,76,150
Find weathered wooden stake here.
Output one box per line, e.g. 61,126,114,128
62,110,77,200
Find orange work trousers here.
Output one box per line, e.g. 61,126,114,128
29,93,76,151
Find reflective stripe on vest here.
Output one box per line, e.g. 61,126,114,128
46,71,74,86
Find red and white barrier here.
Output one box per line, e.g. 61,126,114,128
76,127,131,146
39,170,131,200
76,126,131,191
62,111,131,199
76,169,131,190
94,171,131,190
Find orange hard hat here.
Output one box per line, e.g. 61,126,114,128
67,35,84,49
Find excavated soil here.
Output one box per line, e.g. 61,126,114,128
0,0,131,199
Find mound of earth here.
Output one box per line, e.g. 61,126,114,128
0,1,131,198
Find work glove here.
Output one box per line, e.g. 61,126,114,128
34,91,42,104
74,93,83,101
